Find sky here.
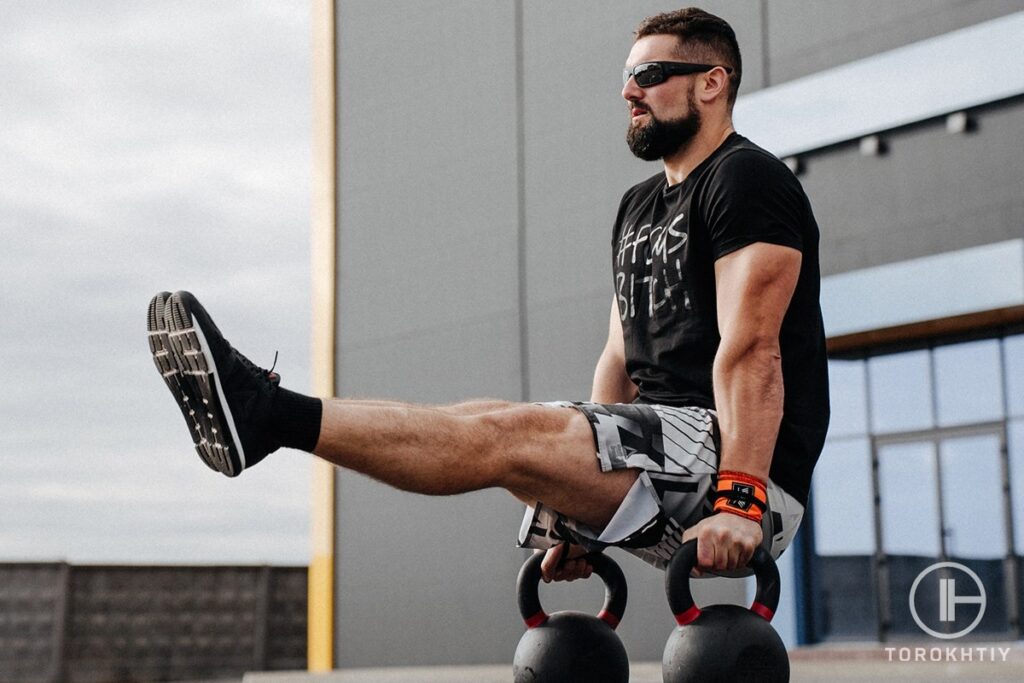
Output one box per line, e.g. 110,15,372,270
1,2,314,564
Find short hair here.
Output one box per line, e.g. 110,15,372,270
634,7,742,106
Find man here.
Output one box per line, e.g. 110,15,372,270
148,7,828,582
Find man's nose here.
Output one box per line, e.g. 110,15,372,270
622,76,644,102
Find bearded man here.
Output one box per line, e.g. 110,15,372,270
148,7,829,582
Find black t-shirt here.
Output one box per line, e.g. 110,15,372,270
611,133,829,506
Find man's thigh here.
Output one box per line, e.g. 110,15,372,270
514,402,809,573
495,403,639,531
518,402,721,565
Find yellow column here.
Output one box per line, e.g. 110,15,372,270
309,0,337,671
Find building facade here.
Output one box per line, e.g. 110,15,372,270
312,0,1024,667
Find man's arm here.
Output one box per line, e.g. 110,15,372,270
713,242,800,479
591,296,638,404
540,297,637,582
684,241,801,571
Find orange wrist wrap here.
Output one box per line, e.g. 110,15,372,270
712,470,768,523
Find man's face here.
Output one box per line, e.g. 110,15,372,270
622,34,702,161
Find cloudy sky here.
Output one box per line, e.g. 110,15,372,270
1,2,314,564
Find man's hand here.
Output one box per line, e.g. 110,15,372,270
682,513,763,573
539,542,594,583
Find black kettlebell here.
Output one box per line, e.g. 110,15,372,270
662,539,789,683
513,551,629,683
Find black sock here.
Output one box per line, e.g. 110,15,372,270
271,387,323,452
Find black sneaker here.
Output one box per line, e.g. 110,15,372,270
153,290,281,476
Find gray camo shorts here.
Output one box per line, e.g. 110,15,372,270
516,401,804,571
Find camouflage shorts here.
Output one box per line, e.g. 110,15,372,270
516,401,804,570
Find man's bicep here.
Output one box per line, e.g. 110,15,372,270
714,242,801,342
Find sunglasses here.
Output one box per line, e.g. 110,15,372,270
622,61,733,88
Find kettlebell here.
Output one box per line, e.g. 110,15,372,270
513,551,629,683
662,539,789,683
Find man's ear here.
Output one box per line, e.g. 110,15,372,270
697,66,730,104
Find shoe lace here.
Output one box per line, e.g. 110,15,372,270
237,349,280,383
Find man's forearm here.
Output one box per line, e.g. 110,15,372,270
712,342,784,481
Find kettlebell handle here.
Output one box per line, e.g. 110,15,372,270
665,538,780,626
517,551,628,630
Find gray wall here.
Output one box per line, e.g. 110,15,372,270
332,0,1023,666
764,0,1024,84
805,99,1024,277
761,0,1024,277
334,0,525,668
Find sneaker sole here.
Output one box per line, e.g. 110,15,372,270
147,292,218,467
164,292,246,476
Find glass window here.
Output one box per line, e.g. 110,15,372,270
1009,419,1024,553
812,331,1023,642
868,350,934,434
939,434,1006,559
812,438,874,555
934,339,1003,426
827,359,868,437
1005,334,1024,418
878,441,940,556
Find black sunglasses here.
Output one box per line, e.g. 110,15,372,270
622,61,733,88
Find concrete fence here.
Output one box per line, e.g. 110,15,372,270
0,563,306,683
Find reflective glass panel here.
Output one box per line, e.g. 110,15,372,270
934,339,1003,427
939,434,1005,559
878,441,940,556
1006,334,1024,418
827,360,867,437
812,438,874,555
868,350,934,434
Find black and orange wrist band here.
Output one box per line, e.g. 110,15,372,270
712,470,768,523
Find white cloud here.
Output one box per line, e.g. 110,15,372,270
1,1,313,564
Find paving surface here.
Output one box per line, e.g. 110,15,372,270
245,643,1024,682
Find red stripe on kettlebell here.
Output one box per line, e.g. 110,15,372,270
597,609,620,629
674,605,702,626
751,601,775,622
524,610,548,628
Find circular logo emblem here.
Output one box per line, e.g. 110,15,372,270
909,562,986,639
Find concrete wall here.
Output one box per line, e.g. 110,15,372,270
331,0,1023,666
334,0,525,667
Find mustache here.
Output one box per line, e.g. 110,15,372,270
629,102,651,113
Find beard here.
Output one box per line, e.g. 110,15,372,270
626,90,701,161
